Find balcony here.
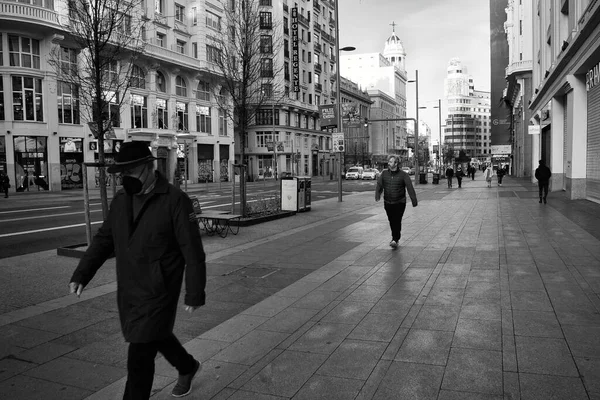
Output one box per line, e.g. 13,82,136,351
261,69,274,78
321,31,335,44
259,0,272,5
314,63,322,73
329,17,336,27
313,0,320,11
330,54,336,63
313,22,321,32
505,60,533,77
314,42,321,52
145,40,203,71
260,22,273,30
283,3,288,12
298,13,310,27
315,83,322,92
0,1,59,28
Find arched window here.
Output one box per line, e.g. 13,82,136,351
176,76,187,97
196,80,210,101
156,71,166,92
130,65,146,89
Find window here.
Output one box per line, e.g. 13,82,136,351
0,78,3,120
206,45,221,63
261,83,273,98
156,33,165,47
130,65,145,89
156,71,166,92
175,76,187,97
0,33,3,67
176,40,185,54
155,0,164,13
192,7,197,25
196,105,211,133
175,4,185,23
260,35,273,53
102,61,118,85
261,58,273,77
176,101,188,131
192,42,198,58
9,35,40,69
117,13,131,35
283,17,289,34
130,94,147,128
206,11,221,30
96,91,120,127
156,98,168,128
218,109,227,136
260,12,272,29
59,47,77,76
284,61,290,80
255,109,278,125
57,82,80,124
12,76,43,121
196,81,210,101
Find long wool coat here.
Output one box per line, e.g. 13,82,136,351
70,173,206,343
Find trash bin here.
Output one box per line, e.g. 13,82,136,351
432,173,440,184
280,176,298,212
419,172,427,184
304,177,311,211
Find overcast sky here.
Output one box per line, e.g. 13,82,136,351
338,0,491,133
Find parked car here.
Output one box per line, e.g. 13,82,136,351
280,172,293,179
345,166,364,180
362,168,380,180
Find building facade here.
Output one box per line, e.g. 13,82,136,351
529,0,600,203
339,76,372,169
339,27,409,166
503,0,534,178
0,0,236,193
444,59,492,164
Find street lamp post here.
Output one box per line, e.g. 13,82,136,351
420,99,442,174
408,70,419,185
334,0,355,202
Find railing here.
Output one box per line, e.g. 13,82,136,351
260,22,273,29
313,22,321,32
283,3,288,12
329,17,336,27
330,54,336,63
505,60,533,76
298,14,310,26
321,31,335,44
0,1,59,25
259,0,272,5
261,69,274,78
314,42,321,52
145,41,203,70
313,0,320,10
315,83,322,92
314,63,322,73
284,27,289,35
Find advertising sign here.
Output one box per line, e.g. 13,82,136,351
291,7,300,92
528,125,540,135
319,104,337,128
490,145,511,154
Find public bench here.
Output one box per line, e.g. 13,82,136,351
196,210,242,238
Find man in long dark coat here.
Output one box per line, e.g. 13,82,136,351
69,142,206,399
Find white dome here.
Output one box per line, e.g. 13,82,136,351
384,31,405,56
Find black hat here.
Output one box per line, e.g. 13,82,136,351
107,141,156,173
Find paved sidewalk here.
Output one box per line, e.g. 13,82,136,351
1,176,600,399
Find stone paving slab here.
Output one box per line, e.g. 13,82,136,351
2,177,600,399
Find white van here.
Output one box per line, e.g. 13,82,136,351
345,166,364,180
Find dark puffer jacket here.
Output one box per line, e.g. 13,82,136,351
375,168,418,206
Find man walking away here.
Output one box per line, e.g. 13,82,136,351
69,142,207,399
376,155,418,249
455,167,464,188
496,166,506,186
0,172,9,198
470,165,476,180
445,165,454,188
535,159,552,204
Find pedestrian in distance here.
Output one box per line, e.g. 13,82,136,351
455,167,464,188
470,165,476,180
69,142,207,399
484,164,493,188
535,159,552,204
0,172,9,198
445,165,454,188
375,155,418,249
496,166,506,186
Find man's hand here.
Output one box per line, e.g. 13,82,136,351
69,282,84,298
375,197,380,202
412,202,418,207
184,305,200,314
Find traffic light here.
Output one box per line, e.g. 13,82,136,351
364,117,369,127
337,139,345,152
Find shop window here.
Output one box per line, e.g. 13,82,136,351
57,82,80,124
59,137,83,189
130,94,148,128
12,76,44,121
196,105,211,133
13,136,49,191
8,35,40,69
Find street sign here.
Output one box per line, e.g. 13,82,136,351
528,125,540,135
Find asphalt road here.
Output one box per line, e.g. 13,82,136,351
0,178,380,258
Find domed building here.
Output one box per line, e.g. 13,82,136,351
383,23,407,72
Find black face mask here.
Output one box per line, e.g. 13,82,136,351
122,166,146,195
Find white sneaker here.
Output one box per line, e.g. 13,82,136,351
389,240,398,248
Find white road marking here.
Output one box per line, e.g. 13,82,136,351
0,209,103,223
0,206,71,215
0,221,103,238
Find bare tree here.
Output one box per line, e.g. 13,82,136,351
208,0,286,216
50,0,146,218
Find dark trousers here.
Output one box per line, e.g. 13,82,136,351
2,187,7,197
384,202,407,242
538,180,549,199
457,177,462,188
123,333,195,400
498,175,504,184
447,177,453,187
